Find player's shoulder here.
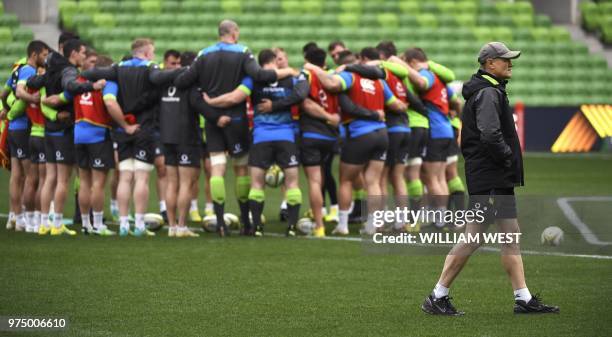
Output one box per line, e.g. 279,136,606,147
199,42,249,57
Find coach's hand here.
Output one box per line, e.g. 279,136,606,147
217,115,231,128
57,111,71,123
376,109,384,121
42,95,61,107
327,113,340,127
93,79,106,90
124,124,140,135
257,99,273,113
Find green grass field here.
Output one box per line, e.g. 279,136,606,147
1,153,611,336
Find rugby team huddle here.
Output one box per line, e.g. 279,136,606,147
1,19,466,238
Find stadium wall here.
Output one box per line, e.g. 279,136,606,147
523,106,577,151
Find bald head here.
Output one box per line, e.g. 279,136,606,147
218,20,239,38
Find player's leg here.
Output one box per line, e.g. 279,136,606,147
51,162,75,235
117,162,134,236
23,159,39,232
209,151,227,234
9,157,28,231
109,144,120,221
234,155,251,235
348,174,366,224
165,164,179,235
133,161,152,236
154,149,168,222
322,148,339,223
305,165,324,234
39,160,57,234
337,162,362,235
446,158,465,211
405,128,426,225
77,167,93,233
89,140,114,235
248,164,266,236
278,141,301,236
177,165,200,237
34,162,45,233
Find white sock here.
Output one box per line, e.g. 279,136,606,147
41,213,49,228
514,287,532,303
434,206,447,228
159,201,167,212
49,201,55,214
280,200,287,210
321,207,328,216
8,212,15,222
110,199,118,212
330,204,338,213
33,211,40,230
135,213,145,231
190,199,199,212
93,212,104,229
25,212,34,228
53,213,63,229
81,214,92,230
16,213,26,228
433,283,449,299
205,202,213,212
120,216,130,231
338,210,349,230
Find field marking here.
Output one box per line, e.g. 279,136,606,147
557,196,612,246
2,213,611,260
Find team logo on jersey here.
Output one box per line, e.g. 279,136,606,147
395,82,407,98
234,143,243,154
288,155,298,166
162,86,180,102
80,92,93,106
56,151,64,161
379,151,387,161
39,153,45,161
136,150,147,160
168,86,176,97
360,78,376,95
16,148,23,157
179,154,190,165
93,158,104,168
318,89,329,109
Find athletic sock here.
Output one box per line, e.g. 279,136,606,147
25,212,34,229
285,188,302,227
514,287,532,303
280,200,287,210
8,212,15,222
434,207,447,228
248,188,265,229
210,176,226,226
159,200,167,213
338,210,350,231
213,202,225,229
53,213,63,229
93,212,104,229
205,202,213,212
135,213,145,231
110,199,118,212
81,213,92,231
33,211,40,230
236,176,252,229
238,201,251,229
16,213,26,229
190,199,199,212
433,283,449,299
41,213,49,228
119,216,130,231
330,204,338,213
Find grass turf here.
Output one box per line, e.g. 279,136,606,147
0,153,611,336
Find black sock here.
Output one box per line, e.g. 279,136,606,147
350,199,362,218
213,202,225,228
249,200,264,229
74,192,82,224
287,203,300,228
450,191,465,211
239,200,251,229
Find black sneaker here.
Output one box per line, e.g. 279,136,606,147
217,222,230,237
240,224,254,236
279,208,288,222
254,224,264,237
286,224,296,237
514,294,559,314
161,211,168,224
422,294,465,316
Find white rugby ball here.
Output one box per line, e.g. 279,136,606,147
144,213,164,231
297,217,315,235
224,213,240,229
265,164,285,188
541,226,564,246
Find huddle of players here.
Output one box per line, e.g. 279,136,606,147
2,20,465,238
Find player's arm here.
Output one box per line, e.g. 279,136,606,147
344,64,385,80
41,91,70,107
381,61,408,79
428,60,455,83
81,65,118,82
303,63,344,92
149,67,184,86
189,87,225,124
449,93,463,118
382,80,406,114
15,66,39,104
387,55,428,91
0,84,10,116
475,88,512,166
203,87,248,108
173,59,199,89
26,74,45,90
259,74,309,113
62,66,105,95
103,81,138,135
300,98,340,127
405,85,427,117
338,94,381,121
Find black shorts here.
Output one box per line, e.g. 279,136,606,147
29,136,46,164
468,187,517,223
113,130,155,164
408,127,428,160
152,130,164,157
164,143,201,168
75,139,115,170
8,130,29,160
300,137,335,167
448,127,460,157
200,141,209,160
341,128,388,165
248,141,299,170
205,118,250,157
45,132,75,164
386,132,410,166
424,137,451,162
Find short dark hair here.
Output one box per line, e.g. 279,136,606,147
328,40,345,52
376,41,397,59
304,47,327,68
337,50,356,65
63,39,86,58
95,55,114,67
180,51,197,67
85,47,97,58
302,41,318,55
404,47,428,62
164,49,181,61
58,32,79,46
27,40,49,58
360,47,380,61
258,49,277,66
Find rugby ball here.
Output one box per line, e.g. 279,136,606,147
144,213,164,232
297,217,315,235
224,213,240,229
265,164,284,188
202,214,233,232
248,212,266,225
541,226,564,246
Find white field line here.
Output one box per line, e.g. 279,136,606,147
2,213,612,260
556,197,612,246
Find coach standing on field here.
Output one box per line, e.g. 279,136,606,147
421,42,559,316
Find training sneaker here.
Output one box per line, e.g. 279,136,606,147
50,225,77,236
421,295,465,316
254,224,264,237
168,226,176,237
217,222,229,238
131,228,156,237
119,227,130,237
189,209,202,222
331,226,349,236
38,224,51,235
161,211,168,224
5,217,15,230
514,294,559,314
110,208,119,222
422,295,465,316
176,227,200,238
313,226,326,238
81,225,94,235
204,208,214,217
324,208,339,223
279,208,288,222
93,226,116,236
286,224,297,237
